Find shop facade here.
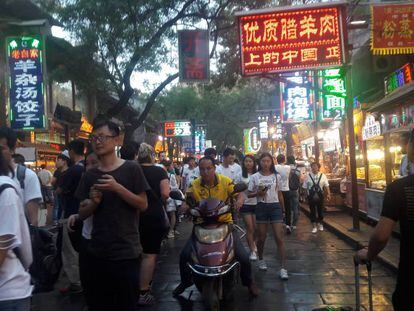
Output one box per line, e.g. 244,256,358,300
346,63,414,221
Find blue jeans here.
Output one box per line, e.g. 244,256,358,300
290,190,300,226
0,297,31,311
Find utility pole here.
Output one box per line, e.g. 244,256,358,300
346,63,360,231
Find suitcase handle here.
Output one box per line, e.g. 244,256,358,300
354,255,373,311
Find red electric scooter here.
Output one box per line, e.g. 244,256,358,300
170,183,247,311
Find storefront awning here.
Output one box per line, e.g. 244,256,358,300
368,81,414,113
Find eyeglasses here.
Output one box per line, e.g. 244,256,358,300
90,135,117,143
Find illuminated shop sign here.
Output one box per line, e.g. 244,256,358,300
319,68,346,120
7,36,46,130
281,74,314,123
371,4,414,55
244,127,261,154
164,121,193,137
384,63,413,95
362,114,381,140
237,4,346,75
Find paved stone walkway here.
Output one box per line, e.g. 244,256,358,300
32,214,396,310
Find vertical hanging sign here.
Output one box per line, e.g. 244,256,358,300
319,68,346,121
7,36,46,130
178,30,210,82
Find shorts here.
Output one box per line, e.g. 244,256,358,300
139,220,166,254
255,202,284,224
239,204,256,215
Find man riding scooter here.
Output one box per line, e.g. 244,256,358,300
173,156,259,298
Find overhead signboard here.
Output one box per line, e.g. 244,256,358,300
244,127,261,154
319,68,346,121
178,30,210,82
236,3,347,75
371,4,414,55
7,36,46,130
164,121,193,137
384,63,413,95
280,73,314,123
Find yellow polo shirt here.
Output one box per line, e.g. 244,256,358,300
187,174,235,223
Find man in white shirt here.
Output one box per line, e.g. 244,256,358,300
0,126,43,226
38,164,53,187
181,156,199,192
275,154,292,233
303,162,331,233
216,148,242,183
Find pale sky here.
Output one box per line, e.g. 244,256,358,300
51,25,217,93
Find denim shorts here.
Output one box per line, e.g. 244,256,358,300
239,204,256,215
255,202,284,224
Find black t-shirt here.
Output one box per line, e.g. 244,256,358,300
381,175,414,294
53,169,63,190
75,160,150,260
61,161,85,217
140,165,168,224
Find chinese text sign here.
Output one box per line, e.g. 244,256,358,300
237,5,346,75
164,121,193,137
7,36,46,130
281,75,314,123
384,63,413,95
178,30,210,82
371,4,414,55
319,68,346,121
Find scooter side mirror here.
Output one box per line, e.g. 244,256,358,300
233,182,247,194
169,190,185,201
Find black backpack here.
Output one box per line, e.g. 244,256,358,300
289,168,301,191
0,183,62,293
308,174,324,204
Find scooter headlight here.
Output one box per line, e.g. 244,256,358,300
195,225,228,244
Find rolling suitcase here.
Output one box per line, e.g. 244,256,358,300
354,258,374,311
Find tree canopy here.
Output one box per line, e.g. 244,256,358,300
39,0,274,135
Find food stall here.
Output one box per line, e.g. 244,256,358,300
349,63,414,221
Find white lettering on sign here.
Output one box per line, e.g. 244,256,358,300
362,115,381,140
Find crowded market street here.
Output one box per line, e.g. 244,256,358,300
31,215,396,311
1,1,413,311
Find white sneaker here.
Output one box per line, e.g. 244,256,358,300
167,231,174,238
292,226,297,230
311,226,318,234
258,260,267,271
279,268,289,280
249,251,258,261
286,225,292,234
318,223,324,231
174,230,180,236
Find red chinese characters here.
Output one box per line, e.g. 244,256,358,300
371,4,414,55
10,49,40,60
237,5,346,75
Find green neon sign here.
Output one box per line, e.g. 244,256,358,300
320,68,346,121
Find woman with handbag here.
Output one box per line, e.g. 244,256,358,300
137,143,170,306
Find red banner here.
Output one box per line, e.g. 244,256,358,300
178,30,210,82
371,4,414,55
237,4,347,75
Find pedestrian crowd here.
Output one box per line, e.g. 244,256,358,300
0,119,409,311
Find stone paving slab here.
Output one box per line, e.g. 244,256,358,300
300,204,399,272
